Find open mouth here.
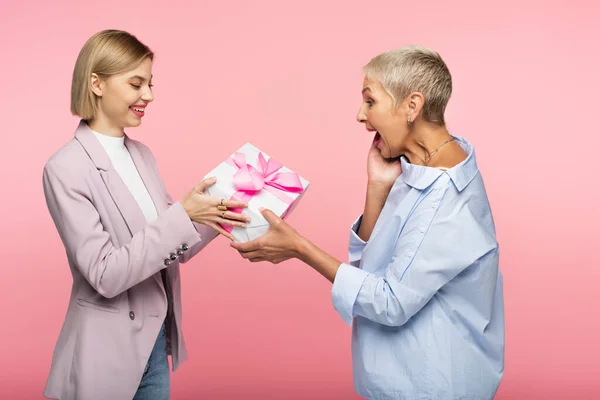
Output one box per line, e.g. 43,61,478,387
129,106,145,117
374,131,381,145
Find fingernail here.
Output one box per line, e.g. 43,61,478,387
259,207,265,211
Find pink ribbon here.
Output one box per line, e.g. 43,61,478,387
221,152,304,232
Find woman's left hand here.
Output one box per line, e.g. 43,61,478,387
230,209,302,264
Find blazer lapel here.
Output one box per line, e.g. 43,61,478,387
75,121,169,291
124,139,172,290
74,120,147,237
125,139,167,215
124,135,182,294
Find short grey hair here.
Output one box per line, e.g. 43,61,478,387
363,45,452,125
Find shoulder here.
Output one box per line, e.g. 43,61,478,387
448,171,494,223
436,180,497,246
41,139,95,202
43,138,90,178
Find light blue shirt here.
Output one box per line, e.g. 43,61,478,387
332,136,504,400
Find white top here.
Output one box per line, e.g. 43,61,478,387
92,131,158,223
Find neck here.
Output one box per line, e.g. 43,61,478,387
401,122,453,167
88,113,125,138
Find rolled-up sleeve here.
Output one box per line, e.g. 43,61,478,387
348,215,367,265
331,263,369,326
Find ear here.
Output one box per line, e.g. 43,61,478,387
90,73,103,97
406,92,425,122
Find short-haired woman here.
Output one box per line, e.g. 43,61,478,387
233,46,505,400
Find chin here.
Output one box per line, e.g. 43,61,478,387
125,118,143,128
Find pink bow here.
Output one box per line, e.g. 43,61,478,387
222,152,303,232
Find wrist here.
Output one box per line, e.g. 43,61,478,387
367,180,394,192
294,234,312,263
366,181,393,203
180,199,193,220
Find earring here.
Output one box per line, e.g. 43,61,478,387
407,116,412,125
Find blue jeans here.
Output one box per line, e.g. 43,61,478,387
133,323,170,400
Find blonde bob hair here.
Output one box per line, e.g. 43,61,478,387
70,29,154,120
363,45,452,125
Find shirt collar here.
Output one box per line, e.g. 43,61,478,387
400,135,479,192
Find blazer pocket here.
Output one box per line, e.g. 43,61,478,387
76,298,120,314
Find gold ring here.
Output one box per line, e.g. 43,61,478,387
217,205,228,211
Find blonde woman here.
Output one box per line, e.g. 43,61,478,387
233,46,505,399
42,30,249,400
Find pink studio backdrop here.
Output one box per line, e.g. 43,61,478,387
1,0,599,398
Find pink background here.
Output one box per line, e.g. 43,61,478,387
1,0,599,398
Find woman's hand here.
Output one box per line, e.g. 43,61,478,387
230,209,302,264
231,208,343,283
180,177,250,240
357,137,402,242
367,137,402,187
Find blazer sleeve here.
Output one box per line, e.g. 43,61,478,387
42,160,205,299
164,191,219,264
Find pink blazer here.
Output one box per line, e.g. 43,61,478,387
42,121,217,400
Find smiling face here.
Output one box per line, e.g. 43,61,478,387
357,76,411,159
90,57,154,132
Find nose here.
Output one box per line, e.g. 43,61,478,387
141,85,154,103
356,103,367,123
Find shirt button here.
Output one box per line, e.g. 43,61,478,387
432,203,438,209
129,311,135,320
407,251,414,257
419,227,425,233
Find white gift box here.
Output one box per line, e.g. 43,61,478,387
203,143,310,243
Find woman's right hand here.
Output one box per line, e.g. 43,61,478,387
180,177,250,240
357,137,402,242
367,136,402,187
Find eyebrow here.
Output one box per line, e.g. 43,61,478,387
128,75,153,81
